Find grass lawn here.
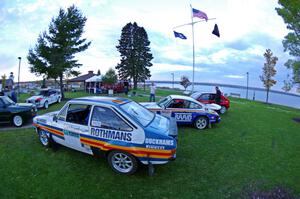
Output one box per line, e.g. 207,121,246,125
1,89,300,198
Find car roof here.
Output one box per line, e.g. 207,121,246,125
169,95,201,104
70,96,131,106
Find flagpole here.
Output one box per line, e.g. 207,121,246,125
190,4,195,93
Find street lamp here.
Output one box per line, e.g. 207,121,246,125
18,57,21,96
246,72,249,99
171,73,174,89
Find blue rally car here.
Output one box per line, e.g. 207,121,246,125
33,97,177,175
140,95,221,130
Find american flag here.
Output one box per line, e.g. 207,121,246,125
192,8,208,21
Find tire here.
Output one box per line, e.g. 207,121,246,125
12,115,23,127
44,101,49,109
107,150,138,175
220,106,227,114
38,129,53,148
57,97,61,103
194,116,208,130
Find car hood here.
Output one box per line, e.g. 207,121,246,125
205,103,221,111
27,95,44,101
34,111,59,124
140,102,162,109
146,114,178,137
10,103,35,109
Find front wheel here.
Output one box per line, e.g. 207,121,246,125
220,106,227,114
107,150,138,175
44,101,49,109
194,116,208,130
38,129,53,147
12,115,23,127
57,97,61,103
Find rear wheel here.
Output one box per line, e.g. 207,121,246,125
12,115,23,127
57,97,61,103
107,150,138,175
220,106,227,114
194,116,208,130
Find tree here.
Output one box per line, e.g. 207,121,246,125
276,0,300,89
180,75,191,91
97,69,101,76
282,74,293,92
27,5,91,99
116,22,153,89
260,49,278,103
102,68,118,85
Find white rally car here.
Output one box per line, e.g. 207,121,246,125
26,89,62,109
33,97,177,175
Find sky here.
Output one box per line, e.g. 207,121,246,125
0,0,295,91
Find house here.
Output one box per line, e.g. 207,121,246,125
68,71,95,91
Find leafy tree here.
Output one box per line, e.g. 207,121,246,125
116,22,153,89
1,74,6,90
102,68,118,85
260,49,278,103
180,75,191,91
276,0,300,89
282,74,293,92
27,5,91,99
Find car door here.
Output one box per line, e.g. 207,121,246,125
166,99,193,124
0,99,11,123
58,103,92,152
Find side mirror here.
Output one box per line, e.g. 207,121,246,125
53,115,58,122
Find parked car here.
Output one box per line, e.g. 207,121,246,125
26,88,62,109
140,95,221,130
191,92,230,114
33,96,177,175
0,96,37,127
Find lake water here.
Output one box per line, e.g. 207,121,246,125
154,82,300,109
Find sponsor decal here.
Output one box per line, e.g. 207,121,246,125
146,145,165,150
91,127,132,142
64,130,79,138
175,113,192,121
145,138,174,146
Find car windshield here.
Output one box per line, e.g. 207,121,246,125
120,101,155,127
39,90,49,96
2,96,15,106
157,96,171,108
190,92,199,99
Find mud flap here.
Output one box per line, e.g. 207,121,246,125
147,155,155,176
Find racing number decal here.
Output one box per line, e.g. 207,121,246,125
174,113,192,122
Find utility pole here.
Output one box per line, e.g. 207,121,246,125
18,57,21,96
246,72,249,99
171,73,174,89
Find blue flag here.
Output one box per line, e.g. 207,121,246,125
174,31,187,39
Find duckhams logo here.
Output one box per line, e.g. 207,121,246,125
175,113,192,121
91,127,132,142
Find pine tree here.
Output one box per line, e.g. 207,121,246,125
276,0,300,89
260,49,278,103
27,5,91,99
116,22,153,89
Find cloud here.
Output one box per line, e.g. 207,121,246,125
224,75,245,79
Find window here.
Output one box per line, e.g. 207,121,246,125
66,104,91,125
57,104,68,121
91,106,132,131
189,102,202,109
199,94,210,100
120,101,154,127
157,96,171,108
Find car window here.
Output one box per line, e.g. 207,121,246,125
91,106,132,131
66,104,91,126
57,104,68,121
157,96,171,108
168,99,191,109
200,94,210,100
210,94,216,100
189,102,202,109
1,96,14,106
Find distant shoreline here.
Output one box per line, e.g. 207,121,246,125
146,80,300,98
